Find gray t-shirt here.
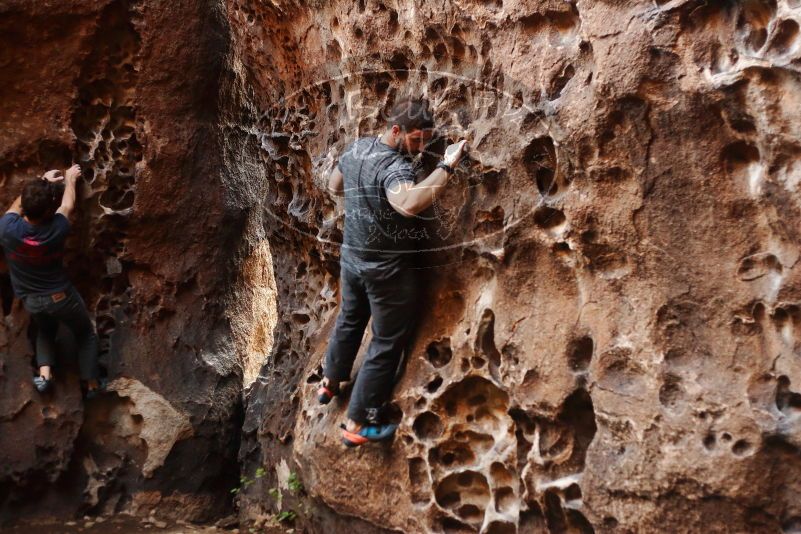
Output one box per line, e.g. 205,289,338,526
336,136,425,279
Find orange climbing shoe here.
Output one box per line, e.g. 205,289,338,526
317,379,340,405
317,385,337,404
341,423,398,447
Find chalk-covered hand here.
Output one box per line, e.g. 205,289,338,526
443,140,468,167
64,164,81,182
42,169,64,183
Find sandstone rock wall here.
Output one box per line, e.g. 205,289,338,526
232,0,801,532
0,0,247,523
2,0,801,532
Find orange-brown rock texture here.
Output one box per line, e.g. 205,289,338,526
1,0,242,523
3,0,801,533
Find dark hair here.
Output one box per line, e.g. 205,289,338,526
383,98,435,132
21,180,59,222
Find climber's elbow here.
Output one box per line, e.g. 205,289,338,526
327,165,344,197
387,185,420,218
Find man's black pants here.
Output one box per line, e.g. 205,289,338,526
22,284,99,381
324,264,418,424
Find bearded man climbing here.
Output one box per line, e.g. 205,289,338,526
320,98,468,447
0,164,103,398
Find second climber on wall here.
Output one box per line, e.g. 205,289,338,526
0,164,105,398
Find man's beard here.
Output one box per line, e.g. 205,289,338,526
399,140,421,159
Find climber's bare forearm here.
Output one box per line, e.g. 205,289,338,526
6,196,21,215
56,164,81,219
56,178,77,219
387,168,450,217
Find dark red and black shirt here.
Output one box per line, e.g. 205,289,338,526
0,213,71,298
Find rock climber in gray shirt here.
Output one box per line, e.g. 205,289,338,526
319,98,467,447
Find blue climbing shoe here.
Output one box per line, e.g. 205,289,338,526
341,423,398,447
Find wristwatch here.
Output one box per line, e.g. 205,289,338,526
436,161,454,174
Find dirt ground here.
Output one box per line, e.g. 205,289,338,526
2,515,241,534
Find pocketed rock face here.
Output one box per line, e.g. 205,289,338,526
0,0,247,524
2,0,801,532
233,0,801,532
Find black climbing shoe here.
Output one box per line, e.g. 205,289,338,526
32,375,53,394
83,377,108,400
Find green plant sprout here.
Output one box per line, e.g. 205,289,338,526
276,510,297,523
287,472,303,494
231,466,267,495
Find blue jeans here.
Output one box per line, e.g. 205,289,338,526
22,284,99,381
324,265,419,424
